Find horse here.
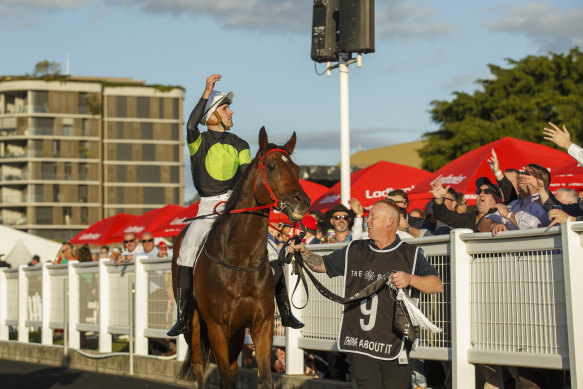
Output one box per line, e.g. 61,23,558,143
172,127,310,388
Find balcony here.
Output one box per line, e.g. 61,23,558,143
28,128,55,136
1,173,29,181
41,172,57,180
1,194,44,204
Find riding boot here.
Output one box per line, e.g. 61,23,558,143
167,266,193,337
274,272,304,329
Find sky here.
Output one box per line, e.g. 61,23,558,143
1,0,582,201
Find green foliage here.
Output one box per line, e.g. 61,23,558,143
420,48,583,172
33,60,61,77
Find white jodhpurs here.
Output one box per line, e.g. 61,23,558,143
177,191,231,267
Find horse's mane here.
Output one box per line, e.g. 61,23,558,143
215,142,291,224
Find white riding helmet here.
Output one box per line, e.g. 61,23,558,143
200,90,234,125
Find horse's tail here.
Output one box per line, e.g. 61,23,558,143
177,340,195,382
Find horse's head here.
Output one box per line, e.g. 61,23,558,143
255,127,310,223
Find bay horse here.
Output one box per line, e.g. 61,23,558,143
172,127,310,388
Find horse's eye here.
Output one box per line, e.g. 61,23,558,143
268,162,276,170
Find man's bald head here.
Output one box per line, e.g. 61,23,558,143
374,199,401,228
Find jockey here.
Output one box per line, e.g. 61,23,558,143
168,74,303,337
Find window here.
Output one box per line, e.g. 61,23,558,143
79,163,88,180
53,184,60,202
137,165,160,183
52,140,60,157
117,165,126,182
137,96,149,118
64,162,72,180
170,166,179,183
79,92,87,114
159,98,164,119
117,187,124,204
117,122,124,139
143,187,165,204
117,96,127,117
36,207,53,225
173,98,179,119
82,119,89,137
81,207,88,224
79,140,88,158
142,144,155,161
142,122,153,139
117,143,132,161
63,124,73,136
63,207,72,225
31,117,54,136
31,91,49,113
171,123,179,140
79,185,88,203
41,162,57,180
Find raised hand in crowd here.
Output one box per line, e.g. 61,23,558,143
487,148,502,177
430,178,450,202
523,166,548,202
543,122,572,150
348,197,364,216
548,209,575,227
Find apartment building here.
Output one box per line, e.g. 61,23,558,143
0,75,184,241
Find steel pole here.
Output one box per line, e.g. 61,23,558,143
339,53,351,206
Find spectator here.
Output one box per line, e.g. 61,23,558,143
114,232,143,265
309,210,327,242
99,246,109,258
479,164,550,236
387,189,435,237
0,254,12,268
455,192,468,214
28,254,40,267
76,245,92,263
302,215,321,244
324,204,357,243
555,188,578,205
289,199,442,389
137,232,165,259
409,209,425,219
56,242,76,264
431,189,457,236
431,177,501,232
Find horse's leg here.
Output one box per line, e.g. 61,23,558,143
250,318,274,389
190,308,206,389
206,322,236,389
228,329,245,377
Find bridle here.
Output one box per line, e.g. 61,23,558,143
214,148,291,215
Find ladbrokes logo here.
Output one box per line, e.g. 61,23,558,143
124,225,145,233
78,233,100,240
365,186,415,199
430,174,467,185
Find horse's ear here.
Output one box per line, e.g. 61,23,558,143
259,126,268,151
283,131,296,154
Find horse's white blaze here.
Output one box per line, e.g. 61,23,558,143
281,155,289,163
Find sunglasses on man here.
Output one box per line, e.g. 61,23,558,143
141,239,154,243
124,239,136,244
476,188,496,195
333,215,350,220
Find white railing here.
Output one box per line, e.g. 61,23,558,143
1,223,582,388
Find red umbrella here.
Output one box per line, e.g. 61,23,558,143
309,161,431,213
269,179,330,224
71,213,140,245
150,202,200,237
407,137,573,209
109,204,187,240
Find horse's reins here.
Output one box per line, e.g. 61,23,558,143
279,232,394,308
192,148,294,272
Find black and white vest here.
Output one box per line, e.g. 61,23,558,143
337,239,418,360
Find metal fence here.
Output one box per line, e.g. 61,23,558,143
1,223,583,388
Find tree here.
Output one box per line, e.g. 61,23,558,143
419,48,583,172
33,60,61,77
